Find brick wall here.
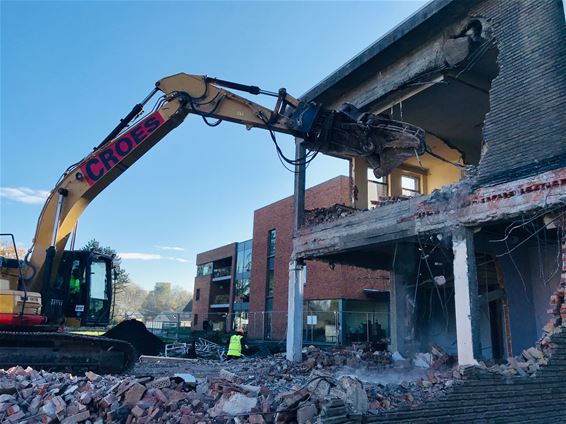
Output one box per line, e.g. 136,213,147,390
249,176,390,339
192,275,211,331
195,243,236,266
368,330,566,423
475,0,566,186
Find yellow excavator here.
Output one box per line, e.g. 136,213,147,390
0,73,425,373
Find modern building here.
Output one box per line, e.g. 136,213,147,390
192,243,237,332
191,176,390,344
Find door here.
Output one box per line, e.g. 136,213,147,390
84,256,111,326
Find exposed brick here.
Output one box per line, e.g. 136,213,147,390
249,176,390,339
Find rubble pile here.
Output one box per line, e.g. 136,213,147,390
0,367,212,423
370,196,408,208
3,327,562,423
475,328,559,379
304,204,358,226
0,345,458,424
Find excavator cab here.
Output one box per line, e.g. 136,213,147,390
42,250,113,327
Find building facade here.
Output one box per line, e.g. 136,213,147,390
191,176,390,344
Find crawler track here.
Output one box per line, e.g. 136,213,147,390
0,331,137,374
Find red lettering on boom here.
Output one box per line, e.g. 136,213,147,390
79,112,165,186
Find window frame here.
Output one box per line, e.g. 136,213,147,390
400,173,421,197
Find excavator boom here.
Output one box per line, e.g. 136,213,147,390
0,73,424,373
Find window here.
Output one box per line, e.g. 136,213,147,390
267,229,276,257
234,278,250,303
401,175,420,196
195,288,200,301
235,240,252,305
368,169,388,198
197,262,212,276
303,300,339,343
266,257,275,297
193,314,198,326
264,297,273,340
88,259,109,322
265,230,276,339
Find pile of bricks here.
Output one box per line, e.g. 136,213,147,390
0,367,213,423
304,204,359,226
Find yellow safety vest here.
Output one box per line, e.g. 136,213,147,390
70,277,80,294
227,334,243,357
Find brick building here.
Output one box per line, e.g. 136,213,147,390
191,176,390,344
192,243,237,332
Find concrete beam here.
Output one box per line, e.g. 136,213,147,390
294,168,566,261
286,260,304,362
452,226,481,365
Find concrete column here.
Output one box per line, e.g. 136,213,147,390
286,260,304,362
351,157,369,209
389,271,406,353
293,139,306,233
389,243,418,355
452,226,481,365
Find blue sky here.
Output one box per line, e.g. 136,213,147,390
1,0,426,292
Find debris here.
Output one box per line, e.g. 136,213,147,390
1,320,562,423
304,204,359,226
414,352,433,368
208,392,257,417
391,351,405,362
175,373,197,384
103,319,163,356
297,402,318,424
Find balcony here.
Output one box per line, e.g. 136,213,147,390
212,266,231,282
210,294,230,309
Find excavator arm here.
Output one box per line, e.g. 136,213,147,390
23,73,425,293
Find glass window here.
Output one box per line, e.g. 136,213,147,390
88,259,109,322
401,175,420,196
266,270,274,297
244,249,252,273
267,229,276,257
90,261,107,300
195,288,200,301
343,300,389,344
235,278,250,303
236,249,244,275
193,314,198,326
197,262,212,276
303,300,339,343
234,312,249,331
368,169,388,207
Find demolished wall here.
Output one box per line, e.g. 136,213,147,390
367,329,566,423
473,0,566,186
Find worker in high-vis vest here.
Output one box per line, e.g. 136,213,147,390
70,268,82,295
226,328,246,360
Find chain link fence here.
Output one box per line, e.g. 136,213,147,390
189,310,389,345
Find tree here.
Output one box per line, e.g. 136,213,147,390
141,282,192,319
82,239,130,293
113,282,147,323
82,239,131,320
0,239,27,259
